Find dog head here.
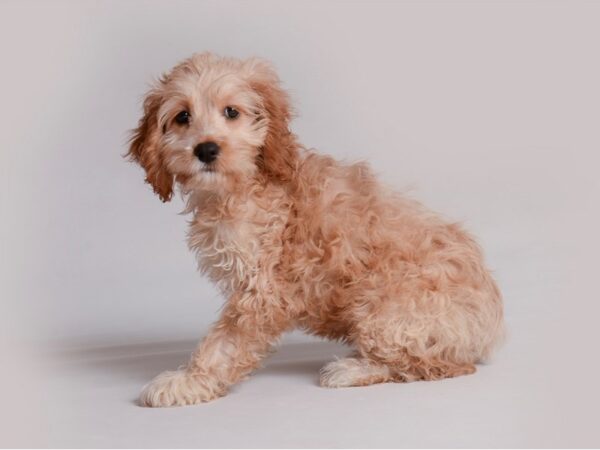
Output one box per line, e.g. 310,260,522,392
127,53,297,201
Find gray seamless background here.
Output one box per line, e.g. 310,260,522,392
1,0,599,447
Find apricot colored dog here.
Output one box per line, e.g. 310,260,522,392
127,53,504,407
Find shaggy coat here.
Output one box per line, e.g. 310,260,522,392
127,53,504,407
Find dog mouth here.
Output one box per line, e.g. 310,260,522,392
200,165,216,173
199,163,218,174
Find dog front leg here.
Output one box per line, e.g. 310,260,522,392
139,295,287,407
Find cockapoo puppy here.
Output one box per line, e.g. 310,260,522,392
127,52,504,407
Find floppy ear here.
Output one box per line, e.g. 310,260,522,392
126,85,174,202
247,59,298,182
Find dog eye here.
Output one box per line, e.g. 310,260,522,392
224,106,239,120
174,110,190,125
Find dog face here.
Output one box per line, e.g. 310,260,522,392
128,53,296,201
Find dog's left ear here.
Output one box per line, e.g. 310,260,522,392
246,59,298,183
126,82,174,202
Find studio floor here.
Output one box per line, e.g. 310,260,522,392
36,324,595,448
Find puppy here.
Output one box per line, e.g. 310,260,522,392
127,53,504,407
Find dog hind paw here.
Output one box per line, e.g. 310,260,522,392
320,357,392,388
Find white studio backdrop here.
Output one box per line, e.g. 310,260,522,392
1,1,599,447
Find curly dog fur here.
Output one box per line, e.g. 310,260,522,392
127,52,504,407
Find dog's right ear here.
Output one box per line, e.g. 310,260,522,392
126,83,174,202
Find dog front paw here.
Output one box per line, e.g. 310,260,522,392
139,369,222,407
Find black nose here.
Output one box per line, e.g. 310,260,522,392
194,141,220,163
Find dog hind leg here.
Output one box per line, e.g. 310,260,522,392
320,351,476,388
320,356,393,388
